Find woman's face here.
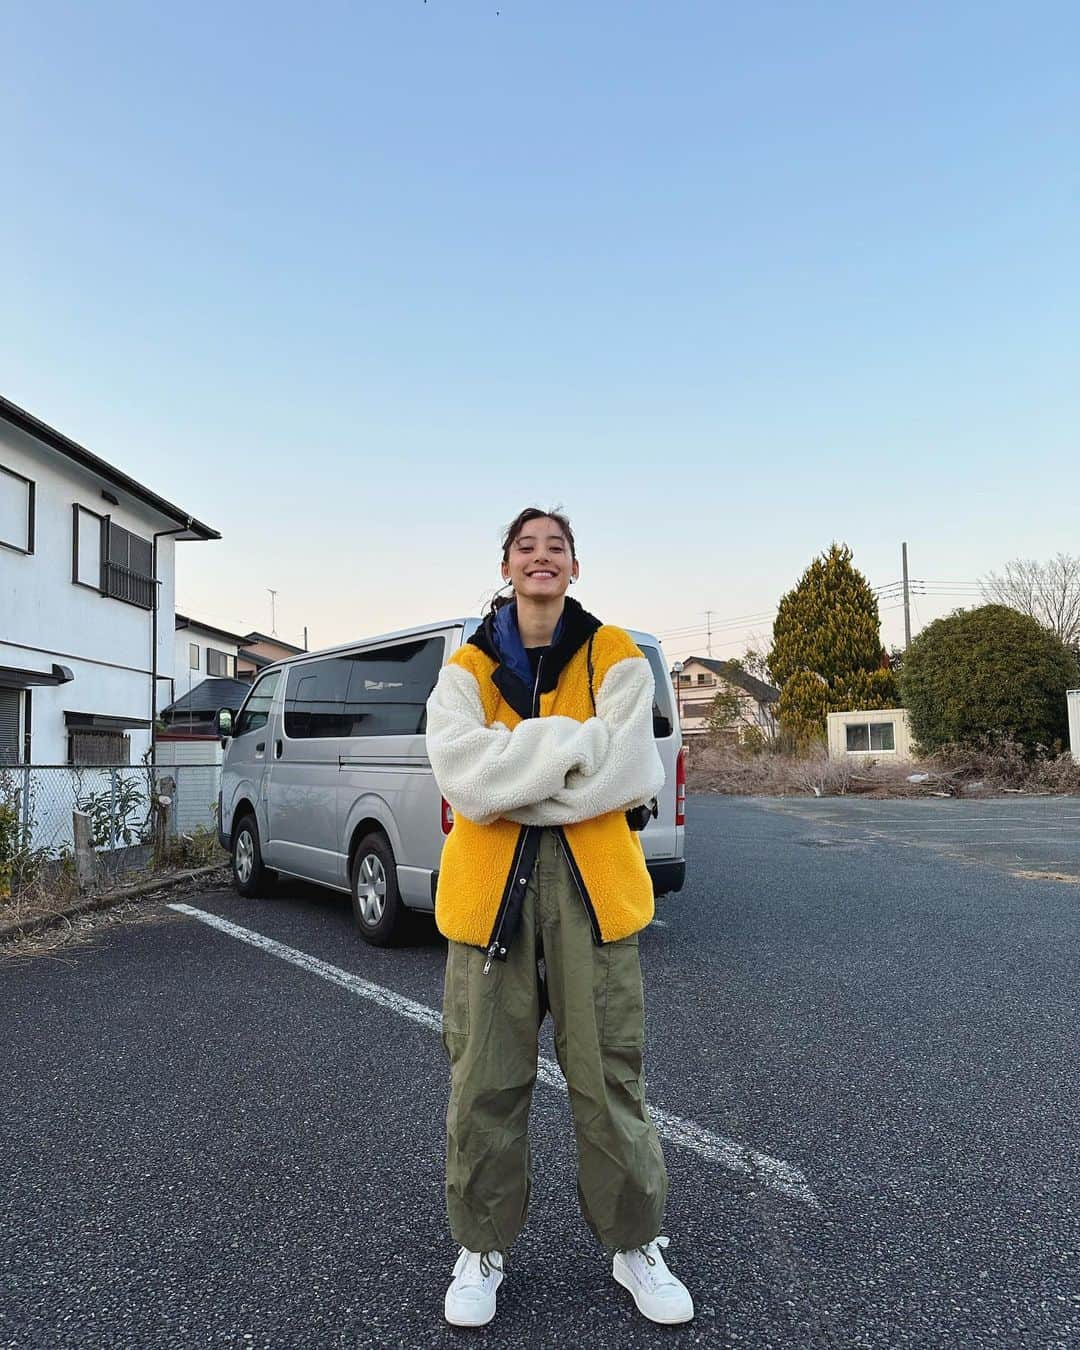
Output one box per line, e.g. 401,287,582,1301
502,516,579,601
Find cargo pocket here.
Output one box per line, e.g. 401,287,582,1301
443,940,471,1038
600,934,645,1048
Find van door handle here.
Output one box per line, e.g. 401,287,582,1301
255,741,265,753
275,740,283,758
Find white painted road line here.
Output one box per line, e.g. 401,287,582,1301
168,903,820,1209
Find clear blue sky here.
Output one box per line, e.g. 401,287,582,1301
5,1,1078,661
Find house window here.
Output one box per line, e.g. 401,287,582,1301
0,688,22,765
681,700,715,717
0,464,35,554
68,728,130,766
697,673,708,685
104,522,155,609
207,648,236,678
189,644,200,670
73,505,105,588
845,721,896,753
679,675,692,687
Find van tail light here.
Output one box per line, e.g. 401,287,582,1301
675,749,687,827
441,798,455,835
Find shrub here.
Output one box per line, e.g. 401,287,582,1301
900,604,1076,752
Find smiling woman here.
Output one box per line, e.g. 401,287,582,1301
425,504,693,1330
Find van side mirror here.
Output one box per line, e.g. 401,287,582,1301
652,712,672,739
217,708,234,741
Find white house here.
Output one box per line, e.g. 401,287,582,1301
674,656,780,743
0,395,219,766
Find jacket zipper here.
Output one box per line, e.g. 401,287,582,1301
483,825,530,974
483,653,545,974
556,826,603,945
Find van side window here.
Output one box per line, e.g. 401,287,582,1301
283,639,444,739
343,638,444,735
234,671,281,738
284,660,352,739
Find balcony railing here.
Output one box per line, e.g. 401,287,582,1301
103,560,156,610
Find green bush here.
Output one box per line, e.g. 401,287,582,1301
899,604,1076,751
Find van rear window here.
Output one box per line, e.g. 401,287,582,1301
640,645,676,739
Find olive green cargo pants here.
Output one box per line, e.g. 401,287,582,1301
442,828,667,1254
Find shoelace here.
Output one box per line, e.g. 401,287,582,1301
629,1237,677,1291
457,1249,503,1288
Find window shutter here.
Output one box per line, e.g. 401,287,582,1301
0,689,20,765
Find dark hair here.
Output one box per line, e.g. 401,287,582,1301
489,506,577,612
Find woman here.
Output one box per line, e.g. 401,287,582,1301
425,506,694,1327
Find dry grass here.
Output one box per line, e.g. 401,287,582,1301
0,867,228,964
687,736,1080,799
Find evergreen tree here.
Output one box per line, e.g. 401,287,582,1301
769,543,897,743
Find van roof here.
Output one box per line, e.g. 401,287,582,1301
261,618,665,671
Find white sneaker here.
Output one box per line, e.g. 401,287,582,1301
613,1236,694,1324
444,1247,504,1327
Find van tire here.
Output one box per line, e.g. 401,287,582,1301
350,832,403,945
232,814,274,898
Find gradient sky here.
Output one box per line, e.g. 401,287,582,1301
4,1,1078,664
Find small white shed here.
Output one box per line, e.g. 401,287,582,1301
1068,690,1080,764
827,707,913,762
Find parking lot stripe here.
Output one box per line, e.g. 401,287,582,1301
168,903,820,1209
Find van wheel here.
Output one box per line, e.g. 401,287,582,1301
232,814,274,898
350,832,404,945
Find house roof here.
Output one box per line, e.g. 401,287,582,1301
161,677,251,717
237,650,275,669
175,613,249,645
241,631,306,653
0,394,220,541
686,656,780,704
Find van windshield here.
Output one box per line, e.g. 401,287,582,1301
641,645,676,740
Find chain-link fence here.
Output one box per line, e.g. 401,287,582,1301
0,763,222,890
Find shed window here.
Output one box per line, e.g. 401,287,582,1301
846,721,896,752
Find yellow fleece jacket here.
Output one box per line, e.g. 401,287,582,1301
425,623,665,948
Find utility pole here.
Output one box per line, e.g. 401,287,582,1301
704,610,714,658
901,542,912,648
303,625,309,652
268,589,278,637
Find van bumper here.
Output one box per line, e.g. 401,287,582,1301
648,858,685,898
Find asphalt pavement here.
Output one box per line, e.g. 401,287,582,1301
2,796,1078,1348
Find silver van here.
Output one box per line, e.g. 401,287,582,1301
217,618,686,944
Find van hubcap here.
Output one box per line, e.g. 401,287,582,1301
235,830,254,884
356,854,387,925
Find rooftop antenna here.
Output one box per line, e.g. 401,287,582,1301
268,588,279,636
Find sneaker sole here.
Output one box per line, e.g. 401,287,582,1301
444,1273,503,1327
612,1262,694,1325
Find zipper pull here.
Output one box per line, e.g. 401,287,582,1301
483,942,498,975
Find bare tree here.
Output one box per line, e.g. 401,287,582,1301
981,553,1080,647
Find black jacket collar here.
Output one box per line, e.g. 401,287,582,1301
470,596,603,719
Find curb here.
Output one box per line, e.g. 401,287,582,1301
0,864,231,944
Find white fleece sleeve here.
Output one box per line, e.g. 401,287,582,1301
425,663,610,825
504,655,666,826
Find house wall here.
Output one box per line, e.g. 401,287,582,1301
827,707,913,761
174,626,239,694
675,657,777,740
0,418,180,763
